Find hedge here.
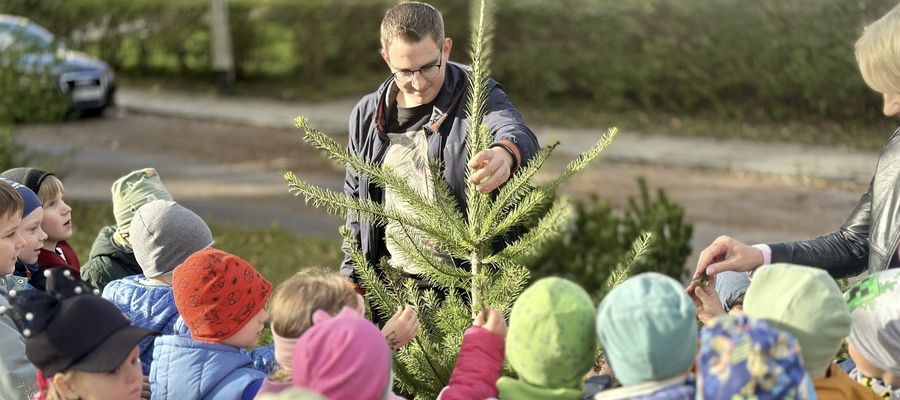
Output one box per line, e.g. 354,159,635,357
3,0,895,123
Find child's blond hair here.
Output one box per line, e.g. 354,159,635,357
45,371,78,400
269,268,359,382
0,181,22,220
36,175,64,205
856,3,900,94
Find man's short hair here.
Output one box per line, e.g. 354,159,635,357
380,2,444,51
856,3,900,94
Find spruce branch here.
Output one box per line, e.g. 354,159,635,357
487,187,549,239
544,127,618,192
483,199,572,264
339,226,399,319
481,143,557,236
296,118,469,242
387,229,469,289
603,232,654,292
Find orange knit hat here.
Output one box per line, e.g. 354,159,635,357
173,248,272,343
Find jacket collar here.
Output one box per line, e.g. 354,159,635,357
375,61,468,136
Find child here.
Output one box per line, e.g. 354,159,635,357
102,199,214,375
696,314,814,399
257,270,419,396
743,263,880,400
692,270,750,325
3,268,159,400
438,308,506,400
81,168,173,291
0,180,35,400
495,277,596,399
843,269,900,399
0,179,47,286
0,168,78,289
290,307,405,400
151,248,272,400
595,273,697,399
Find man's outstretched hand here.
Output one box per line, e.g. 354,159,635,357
687,235,763,295
468,147,513,193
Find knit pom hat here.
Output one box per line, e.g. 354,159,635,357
131,200,214,278
110,168,173,247
497,277,596,400
0,168,53,195
596,272,697,386
743,263,851,378
172,248,272,343
291,307,400,400
0,178,41,217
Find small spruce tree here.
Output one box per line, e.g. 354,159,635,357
285,0,635,397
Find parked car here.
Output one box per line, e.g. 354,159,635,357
0,14,115,116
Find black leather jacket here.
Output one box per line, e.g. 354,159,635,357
769,127,900,278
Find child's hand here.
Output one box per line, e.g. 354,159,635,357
142,375,151,399
690,273,726,324
474,308,507,338
382,305,419,351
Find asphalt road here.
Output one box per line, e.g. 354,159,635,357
16,110,865,273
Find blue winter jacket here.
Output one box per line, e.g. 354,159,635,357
103,276,277,375
103,275,183,374
150,335,266,400
342,61,540,281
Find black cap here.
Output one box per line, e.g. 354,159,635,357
2,269,159,376
0,168,53,195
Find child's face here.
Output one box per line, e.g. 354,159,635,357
41,192,72,244
57,346,144,400
17,207,46,265
223,308,269,349
0,211,25,275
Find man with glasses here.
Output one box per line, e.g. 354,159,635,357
342,1,539,292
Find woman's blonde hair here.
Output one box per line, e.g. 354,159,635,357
856,3,900,94
269,268,358,382
37,175,64,205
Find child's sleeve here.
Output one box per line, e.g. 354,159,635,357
438,326,505,400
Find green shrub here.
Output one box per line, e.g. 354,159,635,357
529,178,693,300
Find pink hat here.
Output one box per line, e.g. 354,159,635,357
291,308,403,400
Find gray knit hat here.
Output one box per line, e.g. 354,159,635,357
130,200,214,278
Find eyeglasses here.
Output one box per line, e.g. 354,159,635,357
391,59,442,83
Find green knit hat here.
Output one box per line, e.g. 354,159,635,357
110,168,173,247
743,263,851,378
596,272,697,386
503,277,596,397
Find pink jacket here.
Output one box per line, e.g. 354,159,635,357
439,326,505,400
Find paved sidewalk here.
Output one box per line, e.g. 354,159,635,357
119,86,881,184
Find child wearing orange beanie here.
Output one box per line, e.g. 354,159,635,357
150,248,273,400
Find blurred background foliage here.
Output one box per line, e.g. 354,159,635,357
2,0,897,146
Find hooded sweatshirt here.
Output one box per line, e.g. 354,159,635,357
496,277,596,400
